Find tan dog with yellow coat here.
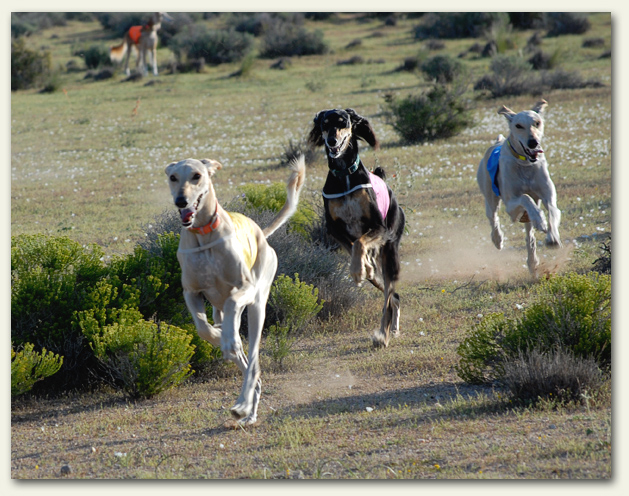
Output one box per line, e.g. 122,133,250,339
165,155,305,425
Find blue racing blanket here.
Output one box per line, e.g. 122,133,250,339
487,146,501,197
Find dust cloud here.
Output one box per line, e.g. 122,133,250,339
399,220,574,284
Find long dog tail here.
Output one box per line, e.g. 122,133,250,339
109,40,127,63
263,154,306,238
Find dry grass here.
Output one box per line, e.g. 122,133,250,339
10,13,612,480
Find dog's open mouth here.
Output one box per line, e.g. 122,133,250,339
327,135,349,158
179,192,205,227
522,142,544,162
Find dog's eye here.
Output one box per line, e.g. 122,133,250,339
169,175,177,182
515,124,524,129
192,173,201,181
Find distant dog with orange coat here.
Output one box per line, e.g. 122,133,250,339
109,12,172,76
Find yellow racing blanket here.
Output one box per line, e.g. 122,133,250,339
227,212,258,271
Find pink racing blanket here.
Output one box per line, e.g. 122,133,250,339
369,172,390,222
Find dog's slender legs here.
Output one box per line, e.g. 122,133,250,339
505,195,548,233
484,196,504,250
524,221,539,276
183,290,222,347
151,47,158,75
232,299,266,425
350,229,386,286
542,198,562,247
123,42,133,76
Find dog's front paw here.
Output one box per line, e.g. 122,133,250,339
491,228,504,250
350,259,365,286
372,329,389,349
534,211,548,233
230,402,252,421
545,232,562,248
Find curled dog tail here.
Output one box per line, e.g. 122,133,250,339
263,154,306,238
109,40,127,63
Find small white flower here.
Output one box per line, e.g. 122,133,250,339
365,407,374,413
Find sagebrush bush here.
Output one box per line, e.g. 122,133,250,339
170,24,254,65
83,45,110,70
592,240,611,275
420,55,465,83
540,68,602,90
544,12,591,37
473,55,535,98
414,12,509,40
86,318,195,399
11,343,63,397
11,12,67,37
500,348,603,405
260,19,328,58
11,38,52,91
385,82,473,144
528,50,561,71
456,272,611,386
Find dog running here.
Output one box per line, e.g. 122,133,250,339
110,12,172,77
308,108,405,348
477,99,562,277
165,155,305,426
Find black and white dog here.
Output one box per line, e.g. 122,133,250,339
308,108,405,348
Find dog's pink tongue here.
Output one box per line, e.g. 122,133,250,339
180,209,194,224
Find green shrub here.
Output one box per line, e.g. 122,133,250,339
455,313,511,385
506,272,611,367
414,13,509,40
83,45,110,70
11,234,107,386
86,318,195,399
473,55,534,98
420,55,465,83
170,24,254,65
236,182,316,237
544,12,591,37
260,20,328,58
11,38,52,91
385,82,473,144
108,232,188,326
11,343,63,397
456,272,611,386
266,274,323,368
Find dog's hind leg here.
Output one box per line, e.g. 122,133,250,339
524,222,539,277
123,42,133,76
484,196,503,250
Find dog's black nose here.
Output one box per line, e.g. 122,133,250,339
327,137,337,147
175,197,188,208
528,138,539,149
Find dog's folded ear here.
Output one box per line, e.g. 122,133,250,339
307,110,328,147
200,158,223,176
165,161,177,175
532,99,548,115
498,105,516,122
345,108,380,151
